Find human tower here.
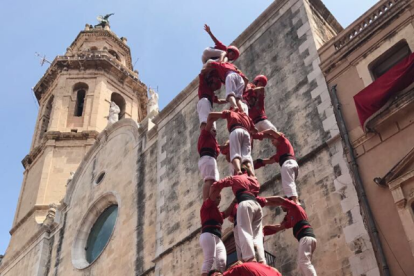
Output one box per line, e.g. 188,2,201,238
196,25,318,276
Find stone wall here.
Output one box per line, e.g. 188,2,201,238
0,1,383,275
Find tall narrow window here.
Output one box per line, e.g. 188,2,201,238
75,90,86,117
370,40,411,79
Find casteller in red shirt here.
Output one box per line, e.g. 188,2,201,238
200,198,228,238
198,71,221,105
221,262,282,276
208,61,247,82
221,110,256,133
242,83,256,101
272,136,295,166
211,174,260,199
198,129,220,159
263,198,315,242
247,91,267,124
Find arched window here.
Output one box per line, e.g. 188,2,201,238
73,83,88,117
108,50,121,61
111,92,126,119
85,204,118,264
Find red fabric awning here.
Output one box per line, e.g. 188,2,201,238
354,52,414,130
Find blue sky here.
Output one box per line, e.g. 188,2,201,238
0,0,378,254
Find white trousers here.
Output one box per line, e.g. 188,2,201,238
281,159,299,198
237,200,264,262
240,101,249,115
197,98,212,125
255,119,277,132
198,156,219,181
298,236,317,276
229,128,252,164
225,72,245,99
202,47,225,64
233,224,242,261
199,233,227,273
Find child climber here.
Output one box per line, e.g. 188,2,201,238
202,24,240,64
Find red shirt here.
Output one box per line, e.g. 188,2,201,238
280,199,308,229
224,262,282,276
263,198,308,236
198,129,220,159
272,136,295,163
248,92,267,124
200,198,226,228
209,61,246,81
215,40,228,51
198,73,217,104
242,83,256,100
221,110,256,133
211,174,260,197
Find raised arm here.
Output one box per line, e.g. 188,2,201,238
263,224,286,236
253,157,276,170
263,196,286,207
209,176,233,201
204,24,220,45
206,112,224,131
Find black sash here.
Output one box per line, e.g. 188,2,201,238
293,220,315,241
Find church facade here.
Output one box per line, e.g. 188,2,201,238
2,0,406,275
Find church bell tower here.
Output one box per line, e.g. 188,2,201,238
1,20,148,270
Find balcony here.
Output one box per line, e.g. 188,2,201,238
334,0,404,51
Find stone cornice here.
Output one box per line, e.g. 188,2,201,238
33,52,148,117
69,29,132,68
22,130,99,169
319,0,412,75
152,77,199,126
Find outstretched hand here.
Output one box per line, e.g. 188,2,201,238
204,24,211,33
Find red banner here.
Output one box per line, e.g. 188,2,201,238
354,52,414,130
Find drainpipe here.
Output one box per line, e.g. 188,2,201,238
329,85,390,276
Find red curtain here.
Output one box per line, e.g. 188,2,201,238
354,52,414,130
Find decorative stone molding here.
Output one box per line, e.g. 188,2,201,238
21,130,99,169
32,52,148,114
71,192,119,269
64,119,140,205
42,203,58,231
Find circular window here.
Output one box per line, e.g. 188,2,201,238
95,172,106,185
86,205,118,263
72,193,119,269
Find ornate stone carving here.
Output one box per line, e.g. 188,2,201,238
107,101,120,126
42,203,58,230
147,88,159,116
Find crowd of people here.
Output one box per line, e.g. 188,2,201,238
197,25,318,276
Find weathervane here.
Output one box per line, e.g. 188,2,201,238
95,13,115,28
35,52,51,66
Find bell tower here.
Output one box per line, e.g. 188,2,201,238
2,21,147,268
